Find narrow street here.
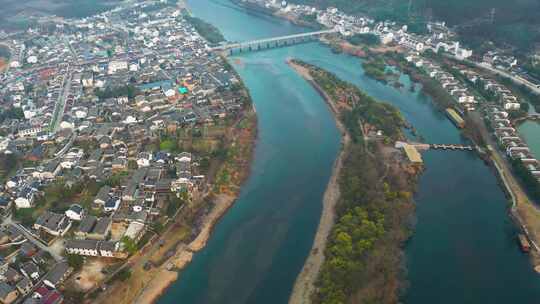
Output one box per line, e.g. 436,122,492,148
1,215,63,261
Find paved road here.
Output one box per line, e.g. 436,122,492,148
63,37,78,58
442,53,540,95
50,71,72,133
470,60,540,95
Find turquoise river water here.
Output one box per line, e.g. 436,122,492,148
159,0,540,303
519,121,540,159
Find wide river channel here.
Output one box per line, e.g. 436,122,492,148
159,0,540,303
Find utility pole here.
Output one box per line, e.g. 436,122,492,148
489,8,496,24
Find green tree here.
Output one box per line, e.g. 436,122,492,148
114,268,131,282
128,159,138,170
347,33,380,46
121,236,137,255
67,254,84,271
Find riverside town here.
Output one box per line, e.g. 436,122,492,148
1,0,540,303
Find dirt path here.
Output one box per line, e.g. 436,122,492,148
287,60,351,304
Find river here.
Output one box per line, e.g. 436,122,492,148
159,0,540,303
519,120,540,159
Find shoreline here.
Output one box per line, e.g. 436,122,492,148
286,60,350,304
393,54,540,269
115,4,260,302
285,32,540,299
132,193,240,304
229,0,321,29
101,2,540,302
286,59,419,303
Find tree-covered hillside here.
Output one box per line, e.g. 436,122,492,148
0,0,120,30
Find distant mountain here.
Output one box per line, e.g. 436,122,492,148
0,0,119,30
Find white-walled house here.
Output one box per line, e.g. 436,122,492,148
65,204,85,221
15,187,37,209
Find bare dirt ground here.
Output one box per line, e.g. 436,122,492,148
71,258,108,291
187,193,234,252
132,268,178,304
125,194,236,304
49,238,66,258
148,225,189,265
111,222,128,241
0,58,7,72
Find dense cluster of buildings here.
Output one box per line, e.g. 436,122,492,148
486,107,540,182
408,55,479,111
0,0,249,302
257,0,474,59
256,0,540,184
0,224,72,304
462,69,522,110
405,54,523,112
250,0,540,91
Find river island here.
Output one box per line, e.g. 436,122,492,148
288,59,420,304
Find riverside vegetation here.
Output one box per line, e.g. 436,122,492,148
184,15,225,44
295,59,404,141
292,60,418,304
346,33,380,47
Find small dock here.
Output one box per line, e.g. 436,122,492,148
430,144,474,151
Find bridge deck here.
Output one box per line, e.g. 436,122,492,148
212,29,337,51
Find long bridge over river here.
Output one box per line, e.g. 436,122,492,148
211,29,338,55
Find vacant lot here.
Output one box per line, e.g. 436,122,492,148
69,258,108,291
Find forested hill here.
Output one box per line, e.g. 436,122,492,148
288,0,540,51
0,0,120,30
